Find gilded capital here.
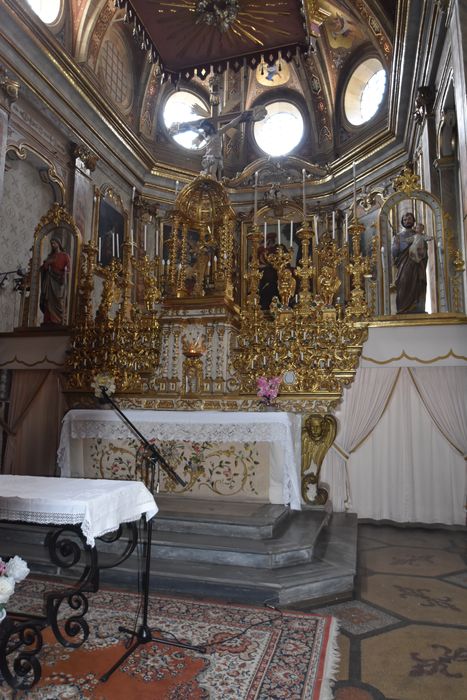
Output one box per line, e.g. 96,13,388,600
0,67,20,106
72,143,99,172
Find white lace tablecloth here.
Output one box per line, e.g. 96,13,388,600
0,475,157,547
58,410,302,510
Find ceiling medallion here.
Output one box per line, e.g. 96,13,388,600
195,0,240,32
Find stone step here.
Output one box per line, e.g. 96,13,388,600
0,504,358,606
100,512,358,605
152,496,291,539
150,508,328,568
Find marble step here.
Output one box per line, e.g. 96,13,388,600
104,512,358,605
0,506,357,606
149,508,328,568
152,496,291,539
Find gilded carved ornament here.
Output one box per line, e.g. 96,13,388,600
301,413,337,505
0,67,20,105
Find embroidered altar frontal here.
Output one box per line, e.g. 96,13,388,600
58,410,302,509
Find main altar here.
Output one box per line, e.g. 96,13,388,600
64,172,373,506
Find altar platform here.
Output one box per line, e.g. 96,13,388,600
0,495,357,606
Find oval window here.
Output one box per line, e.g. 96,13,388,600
26,0,62,24
164,91,210,150
253,101,304,157
344,58,386,126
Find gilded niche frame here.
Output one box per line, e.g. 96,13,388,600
93,185,129,271
23,203,82,329
379,188,447,316
241,201,308,309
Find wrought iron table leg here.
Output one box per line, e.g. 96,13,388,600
0,614,46,690
0,521,138,691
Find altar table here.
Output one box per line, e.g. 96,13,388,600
0,475,157,690
58,410,302,510
0,474,157,546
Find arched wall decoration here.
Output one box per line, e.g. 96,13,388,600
378,184,448,316
6,144,66,204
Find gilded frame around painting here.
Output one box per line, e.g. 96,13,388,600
93,185,129,272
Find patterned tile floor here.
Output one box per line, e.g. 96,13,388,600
312,523,467,700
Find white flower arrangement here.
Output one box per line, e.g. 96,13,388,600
0,556,30,622
91,373,116,399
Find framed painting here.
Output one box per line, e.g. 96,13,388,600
94,186,128,270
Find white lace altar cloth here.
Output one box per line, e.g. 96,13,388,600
58,410,302,510
0,475,157,547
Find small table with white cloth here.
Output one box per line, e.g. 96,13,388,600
0,475,157,691
58,409,303,510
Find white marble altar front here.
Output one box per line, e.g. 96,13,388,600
58,410,302,510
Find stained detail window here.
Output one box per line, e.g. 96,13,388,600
344,58,387,126
97,30,133,111
253,101,304,157
26,0,62,24
164,91,210,150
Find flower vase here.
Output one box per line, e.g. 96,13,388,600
262,403,278,412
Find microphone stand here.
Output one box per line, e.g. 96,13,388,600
99,388,206,683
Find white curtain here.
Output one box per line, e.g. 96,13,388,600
321,367,400,510
347,368,466,524
409,367,467,458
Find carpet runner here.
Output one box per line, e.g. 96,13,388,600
1,579,339,699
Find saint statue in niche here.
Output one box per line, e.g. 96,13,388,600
391,211,429,313
40,237,71,326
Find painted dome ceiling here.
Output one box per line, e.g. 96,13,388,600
31,0,399,176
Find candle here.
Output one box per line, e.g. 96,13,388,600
156,223,159,256
332,211,336,239
277,219,281,245
264,221,267,248
254,171,258,224
302,169,306,217
345,212,349,243
175,180,179,196
98,237,102,263
352,161,357,216
116,234,120,258
289,220,293,248
144,224,147,252
132,186,136,202
112,231,115,257
314,215,319,246
130,224,134,243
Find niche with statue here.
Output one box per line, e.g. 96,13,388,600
19,203,82,329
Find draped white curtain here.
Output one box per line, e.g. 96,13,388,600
321,366,467,525
409,367,467,459
321,367,400,510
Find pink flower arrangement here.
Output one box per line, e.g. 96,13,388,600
256,376,282,406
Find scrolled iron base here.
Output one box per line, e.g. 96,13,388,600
0,614,45,690
0,521,138,691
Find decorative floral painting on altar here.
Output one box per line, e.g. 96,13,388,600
85,438,269,500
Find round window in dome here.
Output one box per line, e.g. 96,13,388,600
164,91,210,150
253,101,304,156
344,58,387,126
27,0,62,24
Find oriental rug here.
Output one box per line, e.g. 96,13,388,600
1,579,339,700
